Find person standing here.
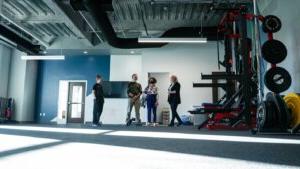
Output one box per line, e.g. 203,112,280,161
168,75,183,127
92,74,105,127
126,74,142,126
145,77,159,126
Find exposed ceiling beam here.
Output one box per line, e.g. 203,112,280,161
0,0,50,47
0,24,42,55
52,0,102,46
0,13,50,47
22,16,66,23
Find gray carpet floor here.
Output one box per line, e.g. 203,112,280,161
0,124,299,169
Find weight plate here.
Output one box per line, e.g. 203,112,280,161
264,67,292,93
267,100,277,128
274,94,290,129
262,40,287,64
266,92,281,129
284,93,300,128
263,15,282,33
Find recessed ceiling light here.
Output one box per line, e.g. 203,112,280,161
83,51,88,54
43,51,47,54
130,51,135,54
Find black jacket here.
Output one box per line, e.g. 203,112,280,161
168,82,181,104
127,82,142,98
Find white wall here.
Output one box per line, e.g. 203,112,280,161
109,54,142,81
261,0,300,93
0,45,11,97
57,81,69,124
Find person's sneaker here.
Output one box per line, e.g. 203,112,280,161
98,121,103,127
126,119,132,126
92,124,98,127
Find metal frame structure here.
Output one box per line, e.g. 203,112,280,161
190,6,258,130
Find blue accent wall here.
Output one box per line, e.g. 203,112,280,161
35,55,110,123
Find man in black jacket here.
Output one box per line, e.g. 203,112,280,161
92,74,104,127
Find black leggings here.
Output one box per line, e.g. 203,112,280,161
170,102,182,125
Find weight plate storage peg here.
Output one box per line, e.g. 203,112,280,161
284,93,300,128
264,67,292,93
263,15,282,33
262,40,287,64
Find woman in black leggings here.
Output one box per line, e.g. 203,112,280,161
168,75,183,127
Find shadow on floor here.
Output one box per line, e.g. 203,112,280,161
0,124,299,167
0,141,66,158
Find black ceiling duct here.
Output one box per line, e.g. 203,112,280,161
72,0,221,49
0,24,42,55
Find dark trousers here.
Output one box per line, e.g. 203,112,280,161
170,102,182,125
147,102,157,123
93,100,104,124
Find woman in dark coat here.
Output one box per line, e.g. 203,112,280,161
168,75,183,127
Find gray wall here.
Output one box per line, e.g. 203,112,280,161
0,45,11,97
7,49,26,121
262,0,300,93
5,48,38,122
22,61,38,122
